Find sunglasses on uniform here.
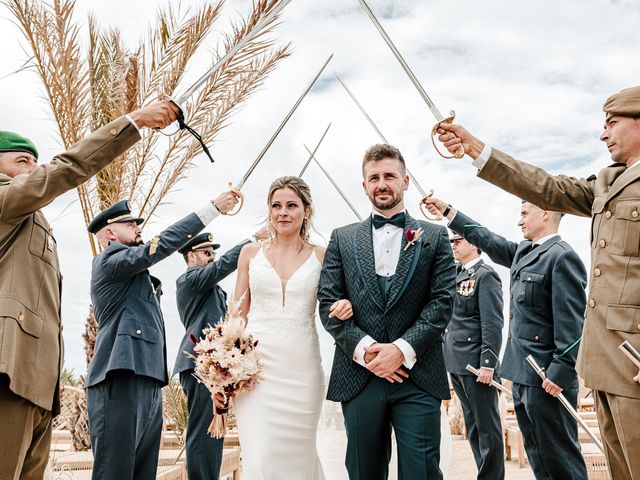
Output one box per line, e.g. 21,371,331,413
197,249,216,258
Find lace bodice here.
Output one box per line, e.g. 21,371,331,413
246,247,321,340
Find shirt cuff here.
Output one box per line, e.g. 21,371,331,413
471,144,492,170
195,202,220,225
393,338,417,369
124,114,142,134
353,335,376,368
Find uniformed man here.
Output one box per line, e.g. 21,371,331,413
0,101,178,480
425,197,588,480
85,193,238,480
437,86,640,479
444,233,504,480
173,229,265,480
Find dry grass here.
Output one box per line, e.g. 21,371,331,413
7,0,292,251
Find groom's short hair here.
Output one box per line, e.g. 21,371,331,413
362,144,407,177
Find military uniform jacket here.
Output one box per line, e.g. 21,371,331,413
450,211,587,388
478,149,640,398
172,239,250,376
443,259,504,376
86,213,205,388
318,214,456,402
0,117,139,413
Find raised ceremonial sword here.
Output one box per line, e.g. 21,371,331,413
357,0,464,159
298,123,332,178
465,365,512,396
526,355,605,453
302,144,363,221
166,0,295,163
335,73,441,221
224,54,333,215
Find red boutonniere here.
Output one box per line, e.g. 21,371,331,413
404,227,424,252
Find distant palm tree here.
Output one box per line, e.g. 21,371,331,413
7,0,291,450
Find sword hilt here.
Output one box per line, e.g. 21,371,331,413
431,111,465,159
419,189,443,222
223,182,244,216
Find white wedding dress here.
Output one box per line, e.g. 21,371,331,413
234,247,326,480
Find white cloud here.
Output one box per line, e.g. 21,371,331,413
1,0,637,375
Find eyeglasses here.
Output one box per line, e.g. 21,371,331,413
198,249,216,258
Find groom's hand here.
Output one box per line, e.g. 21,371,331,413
365,343,408,383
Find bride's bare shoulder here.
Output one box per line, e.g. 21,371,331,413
313,245,326,264
240,241,262,259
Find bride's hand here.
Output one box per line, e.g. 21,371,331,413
213,392,227,410
328,299,353,320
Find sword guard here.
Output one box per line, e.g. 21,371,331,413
419,189,443,222
431,111,465,159
224,182,244,216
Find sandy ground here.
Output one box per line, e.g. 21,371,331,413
317,430,535,480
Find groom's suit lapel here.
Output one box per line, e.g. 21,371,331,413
353,216,385,311
386,215,423,311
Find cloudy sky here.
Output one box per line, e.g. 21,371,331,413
2,0,640,378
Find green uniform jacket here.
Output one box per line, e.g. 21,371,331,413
0,117,140,414
478,148,640,398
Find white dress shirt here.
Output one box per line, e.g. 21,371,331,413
352,211,417,370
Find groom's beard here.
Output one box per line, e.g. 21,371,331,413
370,188,402,211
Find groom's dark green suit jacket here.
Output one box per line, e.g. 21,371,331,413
318,214,456,402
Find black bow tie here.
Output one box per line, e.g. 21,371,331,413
372,212,405,230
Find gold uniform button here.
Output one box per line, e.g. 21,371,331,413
527,276,532,282
633,211,639,218
136,329,142,335
467,337,472,342
110,128,117,136
18,314,24,321
484,359,490,364
599,240,606,248
534,335,539,341
605,211,612,219
444,328,449,333
588,299,596,308
594,268,602,277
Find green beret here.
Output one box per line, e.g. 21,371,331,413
603,86,640,120
0,130,38,159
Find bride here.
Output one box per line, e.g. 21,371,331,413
232,176,353,479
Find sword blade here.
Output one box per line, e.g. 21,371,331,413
176,0,294,105
526,355,604,453
302,144,363,221
236,54,333,189
335,73,428,198
465,365,512,396
298,123,331,177
358,0,444,122
619,341,640,369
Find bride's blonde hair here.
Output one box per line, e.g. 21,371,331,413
265,176,315,244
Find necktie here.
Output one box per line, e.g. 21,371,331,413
372,212,405,230
525,243,538,255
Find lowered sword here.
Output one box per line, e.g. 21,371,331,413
335,73,441,221
619,340,640,370
224,54,333,215
526,355,604,453
357,0,464,159
302,144,363,221
465,365,512,396
165,0,295,163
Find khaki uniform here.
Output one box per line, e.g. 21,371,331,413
0,117,139,479
478,147,640,479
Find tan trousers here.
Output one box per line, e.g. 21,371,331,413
0,375,52,480
595,390,640,480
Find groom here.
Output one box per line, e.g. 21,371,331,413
319,144,456,480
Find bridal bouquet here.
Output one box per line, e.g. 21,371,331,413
188,297,263,438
